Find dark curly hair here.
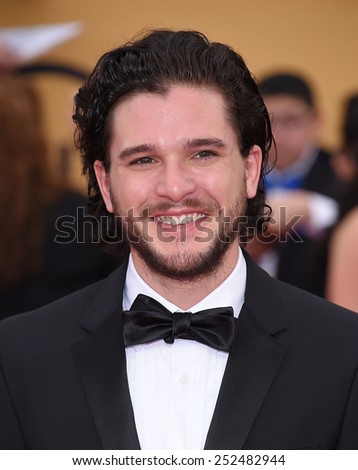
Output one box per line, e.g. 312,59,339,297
73,29,273,254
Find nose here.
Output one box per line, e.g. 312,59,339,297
155,159,197,202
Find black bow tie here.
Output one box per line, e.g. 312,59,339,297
122,294,237,352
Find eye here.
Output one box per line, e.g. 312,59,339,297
130,156,156,165
194,150,217,159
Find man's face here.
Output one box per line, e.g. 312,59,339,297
264,95,319,170
94,85,261,280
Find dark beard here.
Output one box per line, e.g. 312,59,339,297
112,194,247,282
130,227,232,282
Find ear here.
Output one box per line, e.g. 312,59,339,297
93,160,114,213
245,144,262,199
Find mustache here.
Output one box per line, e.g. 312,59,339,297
138,199,220,218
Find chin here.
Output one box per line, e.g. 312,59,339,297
131,236,233,281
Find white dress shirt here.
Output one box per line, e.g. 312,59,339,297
122,248,247,450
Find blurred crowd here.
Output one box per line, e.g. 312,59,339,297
247,72,358,312
0,43,119,319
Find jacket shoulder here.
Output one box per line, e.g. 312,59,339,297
244,251,358,341
274,276,358,343
0,261,127,351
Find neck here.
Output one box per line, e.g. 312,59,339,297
131,245,240,310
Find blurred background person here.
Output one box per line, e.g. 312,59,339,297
325,95,358,312
0,72,116,319
246,72,343,289
0,42,20,70
299,94,358,301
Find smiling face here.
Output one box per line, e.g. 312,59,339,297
94,85,261,281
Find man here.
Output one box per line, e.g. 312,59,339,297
1,30,358,450
246,73,343,289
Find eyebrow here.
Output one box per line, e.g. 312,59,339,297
117,138,226,159
118,144,157,159
183,138,226,149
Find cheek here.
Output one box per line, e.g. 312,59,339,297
111,173,153,212
199,171,226,199
205,166,244,202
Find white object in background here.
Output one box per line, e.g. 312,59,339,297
0,22,83,62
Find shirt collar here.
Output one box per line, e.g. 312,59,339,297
122,247,246,319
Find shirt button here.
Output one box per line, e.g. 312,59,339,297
179,372,189,385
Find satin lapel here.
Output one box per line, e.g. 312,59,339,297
205,252,288,450
72,310,140,450
72,259,140,450
204,305,286,449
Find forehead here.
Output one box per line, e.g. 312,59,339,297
111,84,229,119
108,85,237,146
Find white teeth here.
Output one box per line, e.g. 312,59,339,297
155,213,206,225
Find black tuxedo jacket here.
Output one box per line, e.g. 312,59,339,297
1,253,358,450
